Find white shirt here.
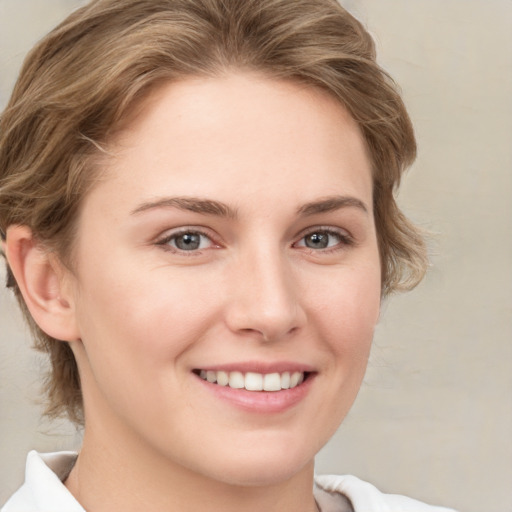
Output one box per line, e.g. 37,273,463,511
2,451,457,512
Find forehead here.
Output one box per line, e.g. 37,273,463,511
86,73,373,216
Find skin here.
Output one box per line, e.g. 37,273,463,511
7,73,381,512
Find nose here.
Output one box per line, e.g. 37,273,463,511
224,248,306,342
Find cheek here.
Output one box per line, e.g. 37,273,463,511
75,268,213,363
71,269,214,427
71,258,232,426
300,262,380,449
309,261,381,350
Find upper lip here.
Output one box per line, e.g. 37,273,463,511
193,361,316,374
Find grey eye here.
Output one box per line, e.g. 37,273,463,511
295,229,352,251
158,229,215,253
304,232,331,249
172,232,203,251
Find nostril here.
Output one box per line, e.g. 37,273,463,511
224,271,306,341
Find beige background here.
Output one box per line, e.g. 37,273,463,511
1,1,511,511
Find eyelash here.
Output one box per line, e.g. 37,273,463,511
155,228,218,255
293,227,354,253
155,226,354,255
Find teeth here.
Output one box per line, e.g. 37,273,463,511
263,373,281,391
197,370,306,391
245,372,263,391
281,372,291,389
228,371,244,389
216,370,229,386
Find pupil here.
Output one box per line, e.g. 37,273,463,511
176,233,200,250
306,232,328,249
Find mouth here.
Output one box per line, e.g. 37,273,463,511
193,369,311,392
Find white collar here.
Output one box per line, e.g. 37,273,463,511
2,451,84,511
2,451,456,512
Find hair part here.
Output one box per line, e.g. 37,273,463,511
0,0,427,424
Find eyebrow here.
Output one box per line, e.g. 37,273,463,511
130,194,368,219
297,195,368,216
131,196,238,218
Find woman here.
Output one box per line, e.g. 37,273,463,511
0,0,456,510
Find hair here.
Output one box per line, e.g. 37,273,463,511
0,0,427,424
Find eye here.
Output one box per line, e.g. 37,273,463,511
295,228,352,251
157,230,214,252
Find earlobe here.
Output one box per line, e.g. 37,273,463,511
5,225,80,342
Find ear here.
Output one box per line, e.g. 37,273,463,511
5,225,80,342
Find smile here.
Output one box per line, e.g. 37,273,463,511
196,370,306,391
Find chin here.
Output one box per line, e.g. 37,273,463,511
209,458,314,488
188,436,318,488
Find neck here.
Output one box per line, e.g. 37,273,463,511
65,422,318,512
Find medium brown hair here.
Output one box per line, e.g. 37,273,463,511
0,0,427,424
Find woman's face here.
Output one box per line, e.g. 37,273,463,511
67,73,381,486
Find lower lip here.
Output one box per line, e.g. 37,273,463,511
194,373,315,414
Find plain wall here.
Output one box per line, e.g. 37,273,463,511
1,1,511,511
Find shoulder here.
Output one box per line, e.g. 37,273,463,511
314,474,458,512
1,451,84,512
